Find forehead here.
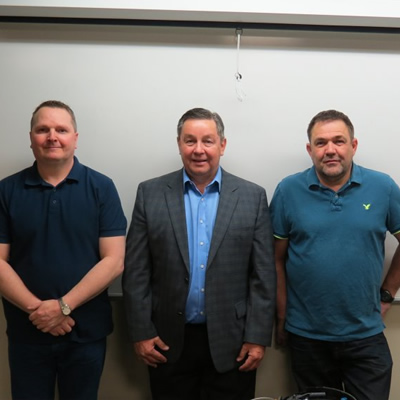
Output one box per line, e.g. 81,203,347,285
181,119,218,135
310,119,351,140
33,107,73,126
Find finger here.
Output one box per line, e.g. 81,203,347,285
147,349,167,364
143,359,158,368
236,347,248,362
139,348,167,367
62,325,72,333
154,338,170,351
138,353,159,368
49,329,64,336
239,355,259,371
238,358,253,371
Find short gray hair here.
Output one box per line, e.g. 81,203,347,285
177,108,225,142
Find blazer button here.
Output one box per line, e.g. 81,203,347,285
184,277,189,283
177,311,183,316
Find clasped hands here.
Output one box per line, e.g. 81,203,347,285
28,299,75,336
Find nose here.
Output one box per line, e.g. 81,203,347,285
193,141,205,153
325,141,336,154
47,129,57,140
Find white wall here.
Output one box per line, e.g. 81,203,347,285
1,21,400,295
1,20,400,399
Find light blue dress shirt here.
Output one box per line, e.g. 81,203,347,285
183,167,221,324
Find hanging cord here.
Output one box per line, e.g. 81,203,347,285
235,28,246,102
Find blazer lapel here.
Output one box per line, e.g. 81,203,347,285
207,170,239,268
165,170,190,273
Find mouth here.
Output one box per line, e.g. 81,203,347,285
323,159,340,165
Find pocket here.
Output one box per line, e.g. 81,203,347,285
235,300,247,319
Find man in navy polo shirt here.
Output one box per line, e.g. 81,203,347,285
0,100,126,400
270,109,400,400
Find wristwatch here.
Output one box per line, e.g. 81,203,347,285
58,297,72,316
380,288,394,304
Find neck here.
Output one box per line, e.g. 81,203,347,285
37,159,74,186
190,177,213,194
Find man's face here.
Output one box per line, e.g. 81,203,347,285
177,119,226,187
307,119,358,188
30,107,78,165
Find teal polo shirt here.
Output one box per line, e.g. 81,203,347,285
0,157,127,343
270,164,400,341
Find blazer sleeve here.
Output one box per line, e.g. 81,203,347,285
244,187,276,346
122,183,158,342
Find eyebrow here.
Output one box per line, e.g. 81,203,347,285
313,134,347,141
33,124,70,131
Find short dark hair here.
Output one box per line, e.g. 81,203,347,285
30,100,77,131
307,109,354,140
177,108,225,142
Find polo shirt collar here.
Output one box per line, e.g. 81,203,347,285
307,162,362,189
25,156,82,187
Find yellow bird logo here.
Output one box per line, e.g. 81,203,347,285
363,204,371,210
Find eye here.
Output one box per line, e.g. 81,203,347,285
35,127,48,134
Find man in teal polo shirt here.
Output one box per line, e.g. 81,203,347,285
270,109,400,400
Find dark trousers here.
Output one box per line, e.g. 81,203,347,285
8,338,106,400
288,332,392,400
149,324,256,400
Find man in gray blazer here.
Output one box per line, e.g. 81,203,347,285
123,108,276,400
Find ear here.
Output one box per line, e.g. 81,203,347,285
220,138,227,156
352,138,358,155
306,142,312,157
177,136,182,154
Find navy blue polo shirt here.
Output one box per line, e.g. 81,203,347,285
0,157,127,343
270,164,400,341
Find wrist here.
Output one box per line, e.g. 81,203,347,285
58,297,72,315
380,288,395,304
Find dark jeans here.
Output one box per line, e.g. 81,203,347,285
149,324,256,400
288,332,392,400
8,338,106,400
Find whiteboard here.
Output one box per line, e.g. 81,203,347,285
1,22,400,297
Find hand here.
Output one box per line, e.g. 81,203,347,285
28,299,66,332
48,316,76,336
275,318,288,347
134,336,169,368
381,302,392,318
237,343,265,371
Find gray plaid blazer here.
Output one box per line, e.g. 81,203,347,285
123,168,276,373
